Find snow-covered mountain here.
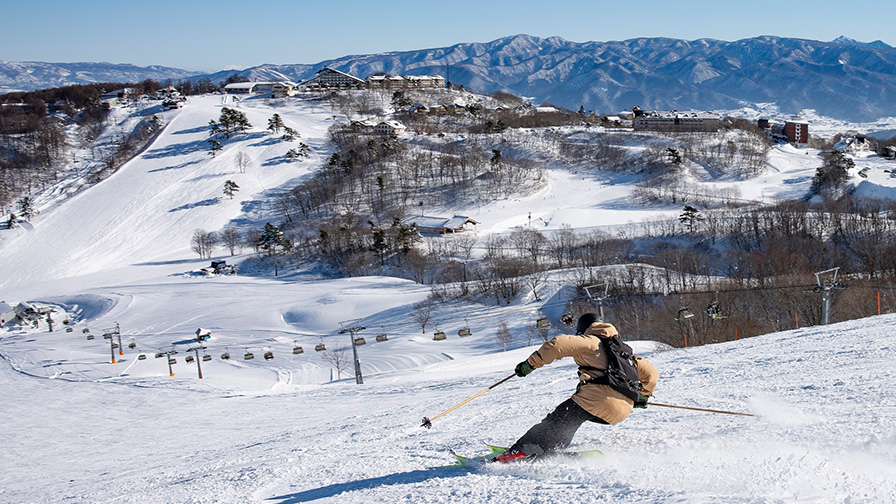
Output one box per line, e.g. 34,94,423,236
205,34,896,122
0,60,200,94
6,35,896,122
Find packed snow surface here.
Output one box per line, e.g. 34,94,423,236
1,94,895,503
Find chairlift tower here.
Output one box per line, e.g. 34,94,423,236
187,344,207,379
810,267,848,325
339,319,366,384
584,283,610,322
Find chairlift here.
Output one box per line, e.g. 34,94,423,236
264,351,274,360
155,352,164,359
376,333,389,342
82,328,90,334
353,337,367,346
185,355,195,363
244,352,255,360
202,354,212,362
87,334,95,340
220,351,231,360
433,331,447,341
536,317,551,329
560,313,575,326
705,301,727,320
138,354,147,360
315,343,326,352
103,333,112,340
676,307,695,321
705,292,728,319
66,327,74,333
457,328,471,337
293,345,305,354
128,342,137,349
168,358,177,365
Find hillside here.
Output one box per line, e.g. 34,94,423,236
2,301,895,502
1,85,896,502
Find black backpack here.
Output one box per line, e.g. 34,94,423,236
580,335,643,401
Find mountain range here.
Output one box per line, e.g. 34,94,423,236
4,34,896,121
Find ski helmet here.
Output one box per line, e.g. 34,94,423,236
576,313,599,335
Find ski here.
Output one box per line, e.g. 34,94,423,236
448,442,602,466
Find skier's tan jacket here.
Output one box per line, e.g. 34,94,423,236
525,322,658,425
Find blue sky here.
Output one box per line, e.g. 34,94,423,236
3,0,895,72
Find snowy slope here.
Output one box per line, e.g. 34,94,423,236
1,93,896,502
1,314,894,503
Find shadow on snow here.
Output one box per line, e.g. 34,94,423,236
267,466,471,503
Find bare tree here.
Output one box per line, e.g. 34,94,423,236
495,320,513,351
410,299,435,333
322,345,351,380
221,227,242,255
190,229,218,259
235,151,251,173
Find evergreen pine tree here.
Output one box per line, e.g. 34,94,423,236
223,180,240,199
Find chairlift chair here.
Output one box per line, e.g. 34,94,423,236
220,351,231,360
244,351,255,360
202,354,212,362
138,354,147,360
432,331,447,341
315,343,326,352
185,355,195,363
66,327,73,333
128,342,136,349
293,345,304,354
87,334,95,340
264,351,274,360
353,337,367,346
376,333,389,342
706,292,728,319
535,317,551,329
168,358,177,365
457,328,471,337
676,307,695,321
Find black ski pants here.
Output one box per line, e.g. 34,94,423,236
508,397,607,457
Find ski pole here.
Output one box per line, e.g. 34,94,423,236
648,401,755,417
421,373,516,428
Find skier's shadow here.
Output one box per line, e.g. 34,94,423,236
267,466,472,503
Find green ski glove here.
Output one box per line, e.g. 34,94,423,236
634,393,650,409
514,361,534,377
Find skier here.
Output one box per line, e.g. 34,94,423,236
494,313,658,462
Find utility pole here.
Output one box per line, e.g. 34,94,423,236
339,319,366,384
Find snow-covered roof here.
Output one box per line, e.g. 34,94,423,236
224,82,256,90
